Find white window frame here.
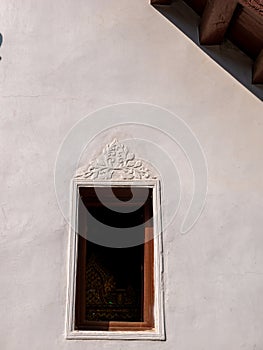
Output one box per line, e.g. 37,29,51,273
65,139,165,340
66,179,165,340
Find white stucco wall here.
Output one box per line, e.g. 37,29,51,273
1,1,263,349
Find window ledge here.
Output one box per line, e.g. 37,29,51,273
66,329,165,340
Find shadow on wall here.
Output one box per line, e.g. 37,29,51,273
152,0,263,101
0,33,2,60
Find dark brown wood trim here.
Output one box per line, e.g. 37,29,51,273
151,0,173,5
183,0,207,15
77,321,154,331
253,49,263,83
75,188,155,332
79,201,148,207
199,0,238,45
228,3,263,58
239,0,263,16
143,200,154,328
143,228,154,327
75,236,87,326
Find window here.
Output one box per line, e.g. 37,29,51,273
75,186,154,331
66,140,165,340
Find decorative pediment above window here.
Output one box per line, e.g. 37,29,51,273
75,139,156,180
67,139,164,340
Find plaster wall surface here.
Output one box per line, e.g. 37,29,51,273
0,1,263,350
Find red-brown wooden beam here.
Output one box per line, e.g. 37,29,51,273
183,0,207,15
228,4,263,58
239,0,263,16
151,0,173,5
253,49,263,83
199,0,238,45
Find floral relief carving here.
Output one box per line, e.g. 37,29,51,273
75,139,156,180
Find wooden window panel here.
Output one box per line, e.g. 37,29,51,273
74,187,154,332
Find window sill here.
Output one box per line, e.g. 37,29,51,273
66,329,165,340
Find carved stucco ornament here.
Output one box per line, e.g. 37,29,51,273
75,139,156,180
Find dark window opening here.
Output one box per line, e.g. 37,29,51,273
75,186,154,331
